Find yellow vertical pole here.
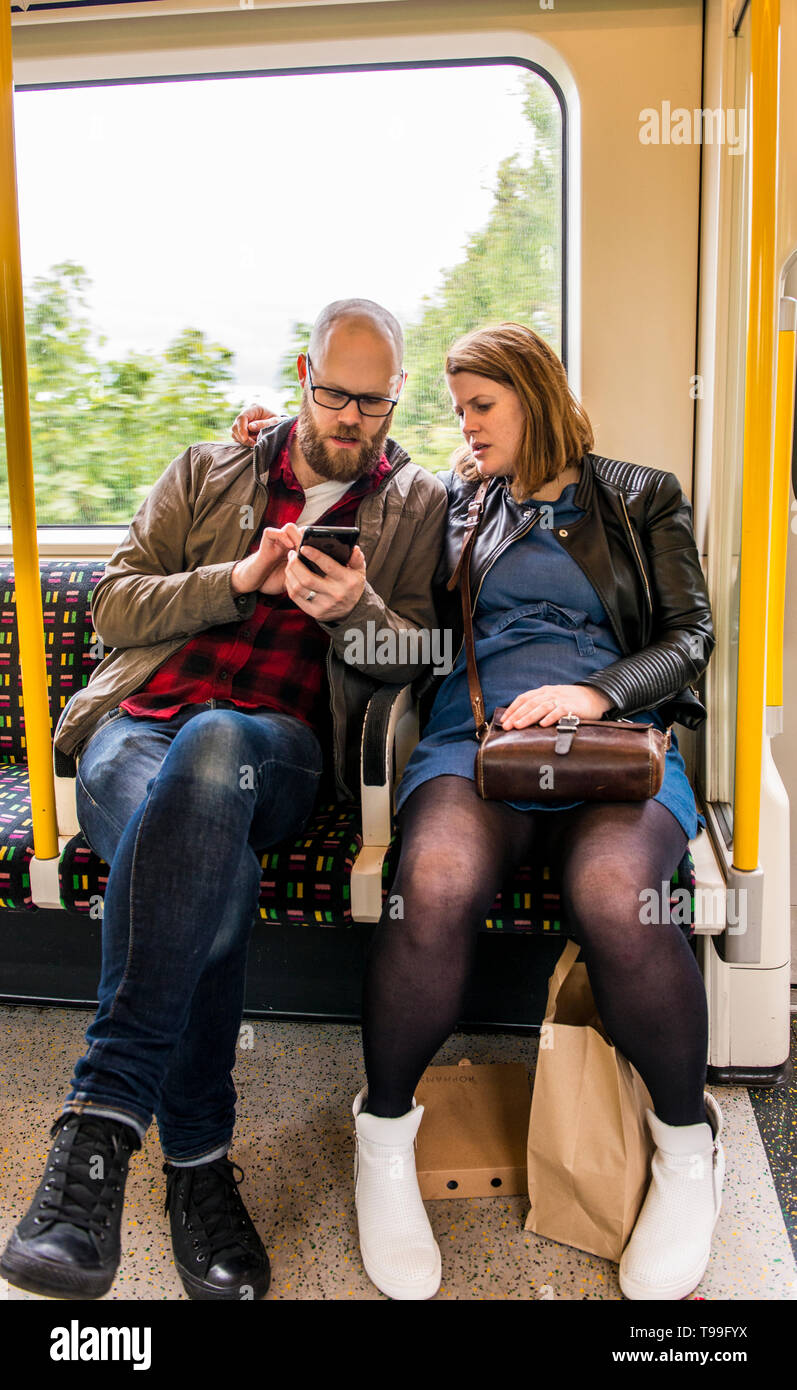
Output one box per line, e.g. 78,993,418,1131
732,0,779,873
0,2,58,860
765,303,796,710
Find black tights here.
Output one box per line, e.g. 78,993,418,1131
362,776,708,1126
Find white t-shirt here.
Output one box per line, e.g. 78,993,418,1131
296,479,355,527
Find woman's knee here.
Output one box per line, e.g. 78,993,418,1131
556,808,685,948
561,864,656,954
388,856,497,947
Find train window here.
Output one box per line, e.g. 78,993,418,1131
1,61,563,526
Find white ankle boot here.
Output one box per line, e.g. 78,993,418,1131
352,1089,441,1301
619,1092,724,1301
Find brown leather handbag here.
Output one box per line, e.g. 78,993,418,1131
447,480,670,803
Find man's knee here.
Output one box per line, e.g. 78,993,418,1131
168,711,320,790
77,722,161,859
161,712,260,794
79,720,147,792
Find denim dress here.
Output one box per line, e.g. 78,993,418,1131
396,483,700,840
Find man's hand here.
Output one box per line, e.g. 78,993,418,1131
500,684,612,729
232,403,282,447
231,523,304,596
284,544,367,623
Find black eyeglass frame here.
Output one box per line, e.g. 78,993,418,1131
305,355,404,417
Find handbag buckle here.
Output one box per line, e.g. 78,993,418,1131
554,713,579,755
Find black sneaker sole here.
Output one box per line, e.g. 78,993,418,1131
0,1232,116,1300
175,1258,271,1301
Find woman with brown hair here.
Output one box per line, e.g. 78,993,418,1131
350,322,720,1304
234,321,720,1303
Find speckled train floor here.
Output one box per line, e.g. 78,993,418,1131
1,1006,795,1301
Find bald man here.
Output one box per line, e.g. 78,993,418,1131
1,299,447,1303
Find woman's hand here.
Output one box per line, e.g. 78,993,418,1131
500,684,612,729
232,403,282,446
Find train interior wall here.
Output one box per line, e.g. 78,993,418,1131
2,0,796,1310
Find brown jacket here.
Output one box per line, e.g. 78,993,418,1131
55,419,448,797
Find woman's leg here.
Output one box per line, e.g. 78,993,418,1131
362,775,537,1117
549,799,707,1125
548,799,723,1299
355,775,538,1300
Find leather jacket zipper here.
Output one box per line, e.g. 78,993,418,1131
619,494,653,614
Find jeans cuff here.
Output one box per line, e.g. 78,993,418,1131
61,1102,147,1143
163,1141,230,1168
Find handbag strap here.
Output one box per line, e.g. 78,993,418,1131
446,479,491,739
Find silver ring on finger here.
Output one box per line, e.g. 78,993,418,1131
305,589,317,602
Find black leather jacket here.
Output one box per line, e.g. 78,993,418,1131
435,453,715,730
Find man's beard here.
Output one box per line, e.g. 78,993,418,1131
296,391,392,482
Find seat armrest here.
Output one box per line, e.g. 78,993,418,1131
359,682,419,847
689,824,727,935
53,745,80,839
352,683,419,923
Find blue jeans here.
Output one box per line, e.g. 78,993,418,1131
66,701,322,1163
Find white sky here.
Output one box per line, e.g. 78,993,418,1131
13,65,544,406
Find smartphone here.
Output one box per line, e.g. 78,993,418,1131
297,525,361,577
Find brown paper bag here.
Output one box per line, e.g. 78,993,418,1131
415,1059,531,1198
524,939,655,1261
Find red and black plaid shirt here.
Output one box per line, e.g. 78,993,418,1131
121,428,392,733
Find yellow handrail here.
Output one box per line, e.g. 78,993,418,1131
732,0,780,873
765,301,797,709
0,4,58,860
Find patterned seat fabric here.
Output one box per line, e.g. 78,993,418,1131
0,764,36,910
0,562,106,911
0,562,108,763
59,801,361,924
0,561,697,933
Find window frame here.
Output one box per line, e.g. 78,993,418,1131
3,28,579,550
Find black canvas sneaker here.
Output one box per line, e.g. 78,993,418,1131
0,1111,141,1299
164,1155,270,1301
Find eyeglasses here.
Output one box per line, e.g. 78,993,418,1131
305,355,403,418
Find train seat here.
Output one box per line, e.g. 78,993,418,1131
0,559,700,938
0,559,110,911
53,795,699,933
0,764,38,910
